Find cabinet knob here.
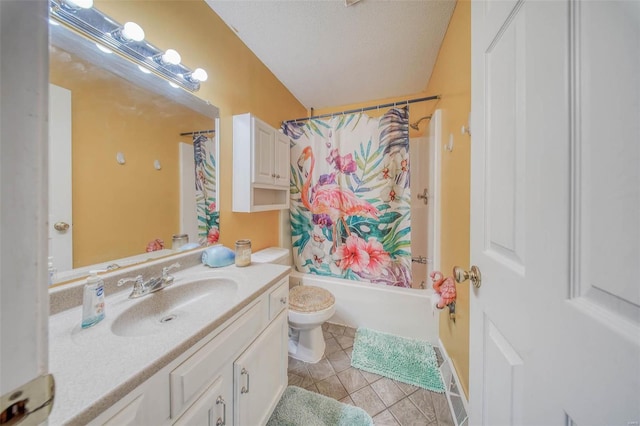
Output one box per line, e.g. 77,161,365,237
280,297,287,305
276,174,281,179
271,173,276,177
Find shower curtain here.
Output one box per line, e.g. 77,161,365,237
283,107,412,287
193,133,219,245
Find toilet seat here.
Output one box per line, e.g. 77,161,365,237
289,285,335,313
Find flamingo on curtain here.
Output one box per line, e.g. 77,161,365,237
297,146,379,251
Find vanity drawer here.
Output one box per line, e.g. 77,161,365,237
269,278,289,320
170,299,264,419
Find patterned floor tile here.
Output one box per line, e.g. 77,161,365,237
288,372,314,388
395,380,419,396
315,375,348,400
326,323,346,336
344,326,357,338
372,409,400,426
340,395,355,406
337,367,369,394
371,377,406,407
327,349,352,373
324,337,342,356
350,385,387,417
335,334,355,349
432,391,455,426
359,369,383,384
408,389,437,423
388,397,430,426
307,358,335,382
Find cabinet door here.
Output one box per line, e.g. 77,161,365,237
234,311,288,426
253,119,275,185
174,376,230,426
273,132,290,188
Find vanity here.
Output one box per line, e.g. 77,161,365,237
48,259,290,425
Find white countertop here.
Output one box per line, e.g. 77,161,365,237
48,262,290,425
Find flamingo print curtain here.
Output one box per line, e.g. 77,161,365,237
193,133,219,245
283,107,412,287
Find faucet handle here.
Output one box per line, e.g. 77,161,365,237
118,275,146,298
117,275,143,287
162,262,181,277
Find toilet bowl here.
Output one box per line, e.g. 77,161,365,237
252,247,336,363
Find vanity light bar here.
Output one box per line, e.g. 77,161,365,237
49,0,206,92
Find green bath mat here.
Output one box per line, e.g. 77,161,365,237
267,386,373,426
351,327,445,393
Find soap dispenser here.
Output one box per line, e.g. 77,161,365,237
81,270,106,329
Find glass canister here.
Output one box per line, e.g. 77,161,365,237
235,239,251,267
172,234,189,250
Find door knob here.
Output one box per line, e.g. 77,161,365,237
453,265,482,288
54,222,69,232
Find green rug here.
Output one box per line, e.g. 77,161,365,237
351,327,445,393
267,386,373,426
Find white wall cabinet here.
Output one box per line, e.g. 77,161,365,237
233,113,290,212
93,277,289,426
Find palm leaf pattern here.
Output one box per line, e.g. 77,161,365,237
285,108,412,287
193,134,218,245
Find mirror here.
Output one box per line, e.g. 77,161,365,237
49,21,220,284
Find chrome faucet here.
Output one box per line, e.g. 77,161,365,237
117,262,181,299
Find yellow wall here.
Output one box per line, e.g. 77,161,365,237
50,61,211,267
426,0,471,397
94,0,307,252
315,1,472,397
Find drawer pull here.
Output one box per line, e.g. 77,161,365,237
240,368,250,394
280,297,287,305
215,396,226,426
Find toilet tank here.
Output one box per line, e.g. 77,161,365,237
252,247,291,266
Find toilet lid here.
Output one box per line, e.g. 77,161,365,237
289,285,335,313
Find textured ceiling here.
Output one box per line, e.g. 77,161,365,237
205,0,456,109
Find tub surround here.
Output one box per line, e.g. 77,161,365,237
48,258,290,425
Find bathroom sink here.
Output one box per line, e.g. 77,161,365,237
111,278,238,337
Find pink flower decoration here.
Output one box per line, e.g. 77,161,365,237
145,238,164,252
334,234,369,272
364,238,391,275
208,202,216,212
334,235,390,275
326,148,357,175
207,226,220,244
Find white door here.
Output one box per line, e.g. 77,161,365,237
0,0,52,423
427,109,442,280
49,83,73,272
469,1,640,425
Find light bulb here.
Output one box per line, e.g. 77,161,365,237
121,22,144,42
137,65,151,74
96,43,112,54
161,49,181,65
191,68,208,82
63,0,93,9
169,82,180,88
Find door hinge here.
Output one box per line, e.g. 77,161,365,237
0,374,54,426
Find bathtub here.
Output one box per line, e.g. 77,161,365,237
289,270,439,343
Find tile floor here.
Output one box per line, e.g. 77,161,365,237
287,323,455,426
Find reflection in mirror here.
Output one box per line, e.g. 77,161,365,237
49,20,220,285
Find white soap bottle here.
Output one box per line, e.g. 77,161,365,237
81,270,106,329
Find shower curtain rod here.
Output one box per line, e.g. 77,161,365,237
180,129,215,136
283,94,440,124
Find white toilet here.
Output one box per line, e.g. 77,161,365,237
252,247,336,363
